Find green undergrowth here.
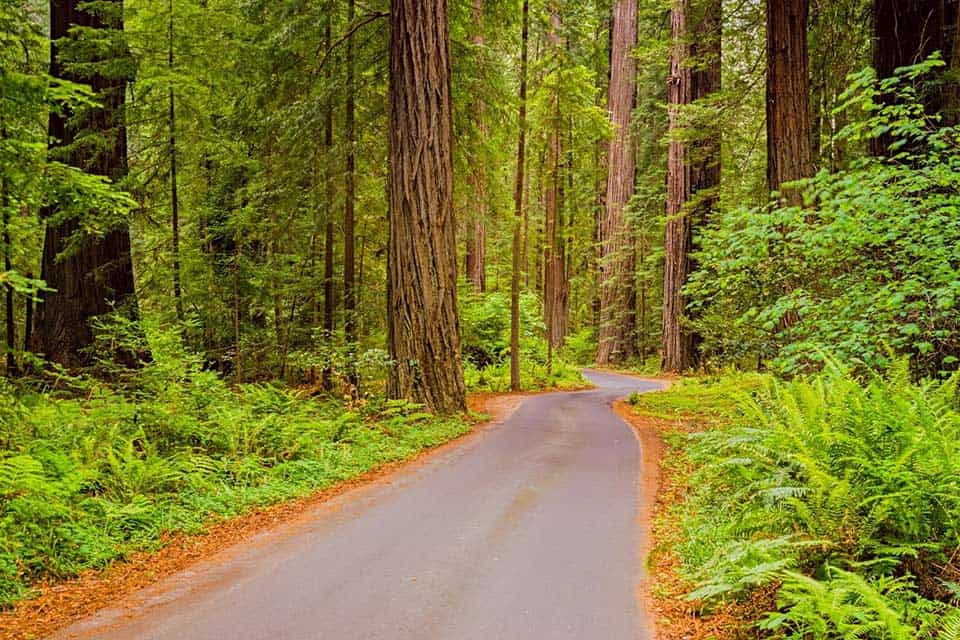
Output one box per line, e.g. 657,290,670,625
0,357,469,608
628,371,765,421
630,364,960,639
464,357,586,392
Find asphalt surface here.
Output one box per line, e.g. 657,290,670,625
55,370,661,640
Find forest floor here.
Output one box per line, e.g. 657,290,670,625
616,380,774,640
6,372,670,640
0,389,536,640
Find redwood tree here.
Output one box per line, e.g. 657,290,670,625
766,0,813,203
386,0,466,414
465,0,488,292
596,0,639,366
543,8,568,351
661,0,721,373
34,0,139,368
344,0,357,354
510,0,530,392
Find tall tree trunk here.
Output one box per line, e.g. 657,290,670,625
323,17,336,390
387,0,466,414
596,0,639,366
510,0,530,392
766,0,813,203
34,0,139,368
23,272,32,356
2,176,16,376
661,0,721,373
168,0,183,322
466,0,488,294
344,0,357,364
543,8,567,351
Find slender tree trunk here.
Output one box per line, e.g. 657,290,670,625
510,0,529,392
23,271,32,356
34,0,139,368
2,176,16,376
168,0,183,322
344,0,357,366
766,0,813,203
233,242,241,383
386,0,466,414
323,17,336,390
466,0,488,294
661,0,721,373
543,8,567,351
597,0,639,365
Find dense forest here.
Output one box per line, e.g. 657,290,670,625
1,0,959,636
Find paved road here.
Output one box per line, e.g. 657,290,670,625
55,370,661,640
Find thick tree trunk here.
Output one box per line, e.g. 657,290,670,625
596,0,639,366
661,0,721,373
766,0,813,203
387,0,466,414
510,0,529,392
34,0,139,368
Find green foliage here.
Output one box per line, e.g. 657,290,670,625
672,363,960,638
0,329,468,608
689,59,960,377
459,288,586,391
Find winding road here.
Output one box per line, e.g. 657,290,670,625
54,370,661,640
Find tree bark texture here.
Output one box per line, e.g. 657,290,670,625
323,16,336,390
344,0,357,352
596,0,639,366
387,0,466,414
465,0,488,292
510,0,529,392
33,0,138,368
2,178,16,375
543,9,568,350
766,0,813,204
168,0,183,322
661,0,721,373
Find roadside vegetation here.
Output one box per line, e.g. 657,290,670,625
0,298,585,608
630,366,960,639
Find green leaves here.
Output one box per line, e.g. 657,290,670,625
676,366,960,638
688,59,960,377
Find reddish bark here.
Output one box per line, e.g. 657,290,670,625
33,0,139,368
386,0,466,413
597,0,639,366
661,0,721,373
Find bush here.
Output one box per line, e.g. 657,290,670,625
689,59,960,377
0,332,468,608
677,363,960,638
459,287,587,391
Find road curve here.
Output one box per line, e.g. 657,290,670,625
54,370,662,640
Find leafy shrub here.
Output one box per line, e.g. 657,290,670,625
677,363,960,638
0,335,468,608
459,287,586,391
689,59,960,377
